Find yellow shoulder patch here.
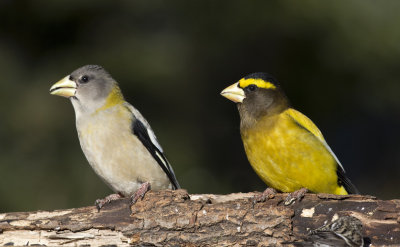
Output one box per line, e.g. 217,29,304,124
239,78,276,90
284,108,325,143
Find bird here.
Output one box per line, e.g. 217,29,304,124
285,216,364,247
50,65,180,209
220,72,358,201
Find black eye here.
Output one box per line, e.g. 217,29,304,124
81,75,89,83
247,84,257,91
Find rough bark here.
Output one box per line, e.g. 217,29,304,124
0,190,399,246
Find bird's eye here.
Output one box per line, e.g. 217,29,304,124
81,75,89,83
248,84,257,92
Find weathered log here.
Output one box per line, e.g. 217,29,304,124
0,190,399,246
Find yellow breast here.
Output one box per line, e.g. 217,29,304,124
241,110,347,195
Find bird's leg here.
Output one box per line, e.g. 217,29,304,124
130,182,151,204
284,187,308,205
95,193,123,211
253,187,277,203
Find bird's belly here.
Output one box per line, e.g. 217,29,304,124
76,114,171,196
242,118,339,193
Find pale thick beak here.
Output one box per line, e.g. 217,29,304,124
220,82,245,103
49,76,77,98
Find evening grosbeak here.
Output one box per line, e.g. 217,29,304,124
221,73,358,202
50,65,180,209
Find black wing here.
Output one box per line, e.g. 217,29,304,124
337,166,359,194
132,119,180,189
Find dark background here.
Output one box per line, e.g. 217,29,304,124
1,1,400,212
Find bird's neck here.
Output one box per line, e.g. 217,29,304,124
238,102,288,130
95,86,125,113
71,86,125,120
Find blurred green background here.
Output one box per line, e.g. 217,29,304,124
1,0,400,212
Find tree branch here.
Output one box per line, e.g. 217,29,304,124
0,190,399,246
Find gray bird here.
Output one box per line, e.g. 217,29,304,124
50,65,180,209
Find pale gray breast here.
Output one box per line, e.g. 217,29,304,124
75,105,172,196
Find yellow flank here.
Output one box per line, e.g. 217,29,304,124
241,108,348,195
239,78,276,90
96,86,124,113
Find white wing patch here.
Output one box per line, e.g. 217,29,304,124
155,150,167,166
147,128,164,152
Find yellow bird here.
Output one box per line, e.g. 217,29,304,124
221,73,358,198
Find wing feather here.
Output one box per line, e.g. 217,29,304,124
285,108,344,169
285,108,359,194
125,103,180,189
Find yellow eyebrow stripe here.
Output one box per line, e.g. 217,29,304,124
239,78,276,90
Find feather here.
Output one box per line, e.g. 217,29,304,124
285,108,359,194
128,104,180,190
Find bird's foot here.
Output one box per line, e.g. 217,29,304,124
130,182,151,204
95,193,123,211
253,187,277,203
284,188,308,206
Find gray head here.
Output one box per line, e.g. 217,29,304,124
50,65,124,117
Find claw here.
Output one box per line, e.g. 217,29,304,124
284,188,308,206
253,187,277,203
95,193,123,211
130,182,151,205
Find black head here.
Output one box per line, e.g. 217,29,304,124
221,72,289,129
